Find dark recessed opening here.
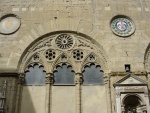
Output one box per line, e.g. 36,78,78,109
125,64,130,72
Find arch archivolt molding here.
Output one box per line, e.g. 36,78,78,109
19,32,108,76
121,93,145,106
145,46,150,71
16,32,108,113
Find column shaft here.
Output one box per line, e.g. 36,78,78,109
15,74,24,113
45,73,53,113
75,73,82,113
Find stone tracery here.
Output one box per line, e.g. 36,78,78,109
19,32,107,74
55,34,74,49
17,32,108,113
45,49,56,60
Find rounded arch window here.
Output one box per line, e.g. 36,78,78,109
19,32,108,113
82,63,104,85
19,32,107,85
53,64,75,85
25,64,46,85
123,95,142,113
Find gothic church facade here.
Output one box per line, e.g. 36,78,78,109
0,0,150,113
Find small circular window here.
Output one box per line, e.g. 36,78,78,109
110,15,135,37
0,14,21,35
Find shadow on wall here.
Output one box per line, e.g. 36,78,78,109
20,65,46,113
20,85,46,113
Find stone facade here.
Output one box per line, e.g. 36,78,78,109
0,0,150,113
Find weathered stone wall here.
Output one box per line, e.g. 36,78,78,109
51,86,76,113
0,0,150,72
0,0,150,113
20,86,46,113
82,86,108,113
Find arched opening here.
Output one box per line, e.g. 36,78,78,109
25,64,46,85
20,64,46,113
123,95,142,113
17,32,107,113
53,64,75,85
82,64,104,85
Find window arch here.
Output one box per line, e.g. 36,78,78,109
53,64,75,85
19,32,108,113
82,63,104,85
25,64,46,85
123,95,143,113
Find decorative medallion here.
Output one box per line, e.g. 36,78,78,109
55,34,74,50
73,50,83,60
110,16,135,37
33,54,40,61
89,54,95,62
0,14,21,35
45,49,56,60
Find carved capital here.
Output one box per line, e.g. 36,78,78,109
45,73,54,84
103,76,109,84
18,73,25,84
75,73,83,84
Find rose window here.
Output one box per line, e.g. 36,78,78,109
73,50,83,60
55,34,74,49
45,49,56,60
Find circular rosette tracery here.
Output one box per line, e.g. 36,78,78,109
45,49,56,60
73,49,84,60
55,34,74,50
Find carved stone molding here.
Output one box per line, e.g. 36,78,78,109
114,73,150,113
103,76,109,84
45,73,54,84
75,73,83,84
18,73,25,84
115,90,121,98
19,32,108,73
145,44,150,71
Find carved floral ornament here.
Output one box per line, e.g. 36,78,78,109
19,33,107,73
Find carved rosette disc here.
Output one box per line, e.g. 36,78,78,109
73,50,84,60
45,49,56,60
111,16,135,37
55,34,74,50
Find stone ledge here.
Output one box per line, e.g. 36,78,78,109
0,73,18,77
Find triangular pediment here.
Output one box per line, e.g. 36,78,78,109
114,73,147,86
